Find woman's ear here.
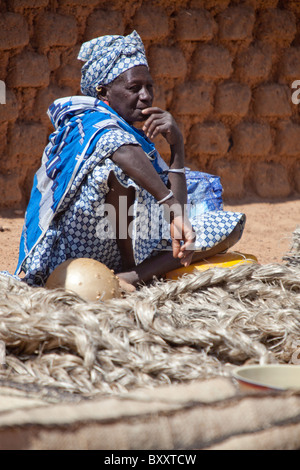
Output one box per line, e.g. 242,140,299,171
96,85,109,101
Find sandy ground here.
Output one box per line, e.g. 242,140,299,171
0,199,299,275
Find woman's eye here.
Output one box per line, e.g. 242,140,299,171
129,86,140,92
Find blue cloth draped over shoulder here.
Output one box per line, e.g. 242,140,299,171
15,96,234,278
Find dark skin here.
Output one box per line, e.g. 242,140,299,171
97,65,242,290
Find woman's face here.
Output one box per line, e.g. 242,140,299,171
103,65,154,124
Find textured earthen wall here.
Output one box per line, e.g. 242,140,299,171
0,0,300,208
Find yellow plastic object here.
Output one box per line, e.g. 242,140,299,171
166,252,258,280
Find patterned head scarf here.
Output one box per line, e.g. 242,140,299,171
78,30,149,97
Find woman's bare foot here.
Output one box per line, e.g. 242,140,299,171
116,223,245,288
116,274,136,293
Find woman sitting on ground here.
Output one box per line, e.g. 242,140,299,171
16,31,246,290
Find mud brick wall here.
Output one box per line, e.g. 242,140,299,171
0,0,300,208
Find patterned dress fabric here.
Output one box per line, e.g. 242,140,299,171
14,96,245,286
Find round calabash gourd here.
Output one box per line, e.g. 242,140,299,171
46,258,121,301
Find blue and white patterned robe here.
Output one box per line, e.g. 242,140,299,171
15,96,245,286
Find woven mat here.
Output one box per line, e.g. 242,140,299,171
1,377,300,450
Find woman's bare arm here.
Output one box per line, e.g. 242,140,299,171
111,144,195,266
142,107,187,207
111,144,172,203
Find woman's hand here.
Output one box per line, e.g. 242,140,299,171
142,107,183,146
169,211,196,267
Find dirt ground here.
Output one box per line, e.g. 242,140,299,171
0,198,299,276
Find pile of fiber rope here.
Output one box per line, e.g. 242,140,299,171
0,228,298,397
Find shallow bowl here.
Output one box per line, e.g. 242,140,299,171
232,364,300,392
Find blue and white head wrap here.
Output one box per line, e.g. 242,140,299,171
78,30,149,97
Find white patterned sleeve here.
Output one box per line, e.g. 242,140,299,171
93,128,141,160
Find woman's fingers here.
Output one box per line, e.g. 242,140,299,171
179,233,196,266
142,107,164,129
142,108,178,142
142,111,169,136
142,107,164,117
172,239,194,267
170,215,196,266
179,250,194,267
144,118,167,140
